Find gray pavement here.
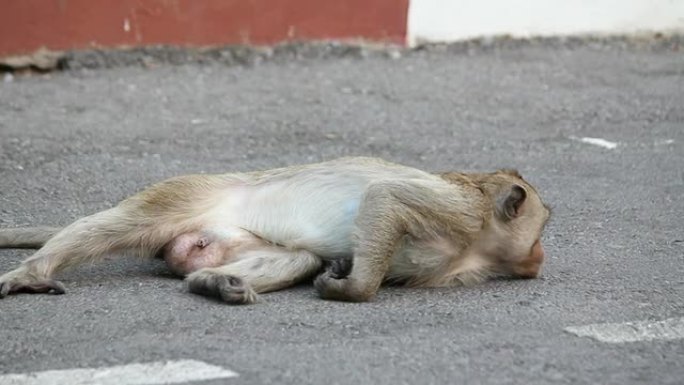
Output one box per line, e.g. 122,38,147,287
0,39,683,384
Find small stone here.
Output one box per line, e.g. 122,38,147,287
387,50,402,60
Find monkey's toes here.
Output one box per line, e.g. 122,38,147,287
186,271,258,305
0,278,66,298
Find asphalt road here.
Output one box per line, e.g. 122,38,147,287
1,40,683,384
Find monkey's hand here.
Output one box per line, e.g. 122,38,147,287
326,258,353,279
186,268,259,304
314,269,372,302
0,267,66,298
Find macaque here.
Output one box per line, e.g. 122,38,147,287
0,157,551,304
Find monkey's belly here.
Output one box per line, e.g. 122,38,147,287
213,183,365,258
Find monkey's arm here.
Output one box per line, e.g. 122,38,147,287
314,179,483,302
0,227,62,249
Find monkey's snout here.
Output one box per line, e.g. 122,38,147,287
511,240,545,279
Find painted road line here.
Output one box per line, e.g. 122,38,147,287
570,136,619,149
0,359,238,385
565,317,684,343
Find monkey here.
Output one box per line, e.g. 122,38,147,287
0,157,551,303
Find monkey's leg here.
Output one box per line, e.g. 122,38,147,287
0,226,62,249
0,208,161,297
186,248,322,304
0,207,211,297
0,175,230,298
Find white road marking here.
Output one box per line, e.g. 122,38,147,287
571,136,618,149
565,317,684,343
0,359,238,385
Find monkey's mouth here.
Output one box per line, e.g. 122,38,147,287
508,262,543,279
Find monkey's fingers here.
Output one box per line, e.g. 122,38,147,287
328,258,353,279
0,279,66,298
314,269,376,302
314,271,352,301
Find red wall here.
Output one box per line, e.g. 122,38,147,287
0,0,409,57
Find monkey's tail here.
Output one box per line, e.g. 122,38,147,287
0,226,61,249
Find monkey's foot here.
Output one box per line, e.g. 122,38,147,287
313,271,372,302
0,268,66,298
186,269,259,304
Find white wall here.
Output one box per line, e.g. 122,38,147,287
408,0,684,46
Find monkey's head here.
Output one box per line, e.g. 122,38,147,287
475,170,551,280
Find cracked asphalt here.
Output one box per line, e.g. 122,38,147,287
0,39,683,384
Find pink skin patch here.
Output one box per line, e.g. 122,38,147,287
163,232,225,276
162,228,267,276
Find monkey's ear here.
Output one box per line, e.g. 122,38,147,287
497,184,527,221
498,169,523,179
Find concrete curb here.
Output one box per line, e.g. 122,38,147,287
1,0,682,65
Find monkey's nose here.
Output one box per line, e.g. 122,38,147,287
531,240,545,262
512,240,544,279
